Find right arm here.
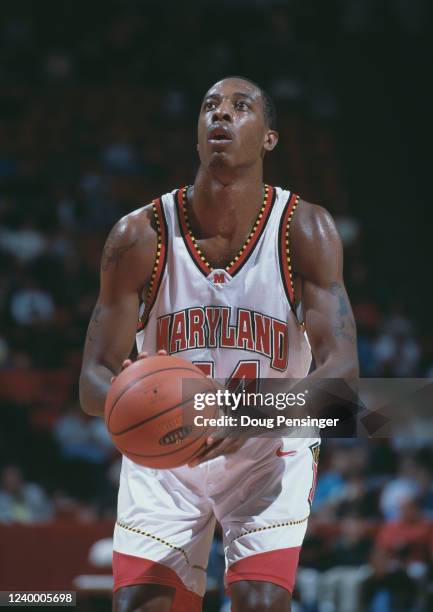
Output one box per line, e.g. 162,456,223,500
79,206,157,416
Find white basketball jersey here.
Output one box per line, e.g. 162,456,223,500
136,185,311,382
114,186,318,595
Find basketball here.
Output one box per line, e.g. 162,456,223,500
105,355,218,469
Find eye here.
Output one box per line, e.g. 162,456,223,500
204,100,217,111
235,100,249,110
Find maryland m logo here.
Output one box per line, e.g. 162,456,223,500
213,272,226,284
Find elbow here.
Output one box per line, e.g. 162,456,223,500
78,370,97,416
318,352,359,380
78,365,108,417
344,363,359,380
78,372,90,415
339,354,359,380
346,349,360,379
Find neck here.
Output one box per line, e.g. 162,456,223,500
190,164,264,240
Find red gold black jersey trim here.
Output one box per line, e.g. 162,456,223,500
175,185,276,278
175,187,210,276
278,192,300,310
141,197,168,327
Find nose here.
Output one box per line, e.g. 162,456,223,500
212,99,232,123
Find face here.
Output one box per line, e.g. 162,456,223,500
197,78,278,169
2,466,23,493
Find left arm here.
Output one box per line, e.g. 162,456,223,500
292,199,359,379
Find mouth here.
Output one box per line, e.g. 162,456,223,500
208,125,233,145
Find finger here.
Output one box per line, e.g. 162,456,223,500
137,352,148,360
121,359,132,370
201,436,245,461
188,438,224,467
193,439,235,465
188,438,228,467
157,349,168,356
206,434,222,446
199,436,225,457
222,439,245,455
110,376,116,383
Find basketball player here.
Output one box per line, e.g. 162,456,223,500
80,77,358,612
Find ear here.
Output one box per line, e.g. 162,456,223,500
263,130,279,152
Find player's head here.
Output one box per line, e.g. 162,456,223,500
197,76,278,170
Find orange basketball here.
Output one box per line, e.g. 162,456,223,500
105,355,218,469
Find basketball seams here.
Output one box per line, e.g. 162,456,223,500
106,365,208,428
115,404,219,461
116,406,218,461
106,356,221,468
108,386,214,436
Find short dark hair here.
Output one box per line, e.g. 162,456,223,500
207,76,277,131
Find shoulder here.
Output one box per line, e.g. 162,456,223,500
276,187,337,239
290,198,343,280
106,203,156,249
292,198,339,242
100,202,159,288
106,188,177,249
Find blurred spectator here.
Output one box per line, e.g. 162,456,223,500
56,191,78,231
313,445,373,517
359,548,417,612
380,456,422,521
0,465,53,524
0,218,47,263
10,276,55,325
376,498,431,564
328,516,373,567
316,517,373,612
52,491,99,523
101,139,139,175
373,306,421,377
54,404,113,464
425,535,433,610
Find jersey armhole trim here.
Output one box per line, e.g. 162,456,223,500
141,197,168,328
278,192,300,313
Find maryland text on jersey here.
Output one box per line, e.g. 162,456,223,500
156,306,289,371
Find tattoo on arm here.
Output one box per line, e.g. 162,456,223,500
101,237,137,271
330,282,356,344
86,304,102,343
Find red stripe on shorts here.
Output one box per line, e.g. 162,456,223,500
226,546,301,595
112,551,202,611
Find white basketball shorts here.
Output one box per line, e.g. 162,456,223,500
113,436,320,610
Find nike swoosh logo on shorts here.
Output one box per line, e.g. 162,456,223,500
276,447,297,457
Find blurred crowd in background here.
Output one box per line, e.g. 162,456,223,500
1,0,432,610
